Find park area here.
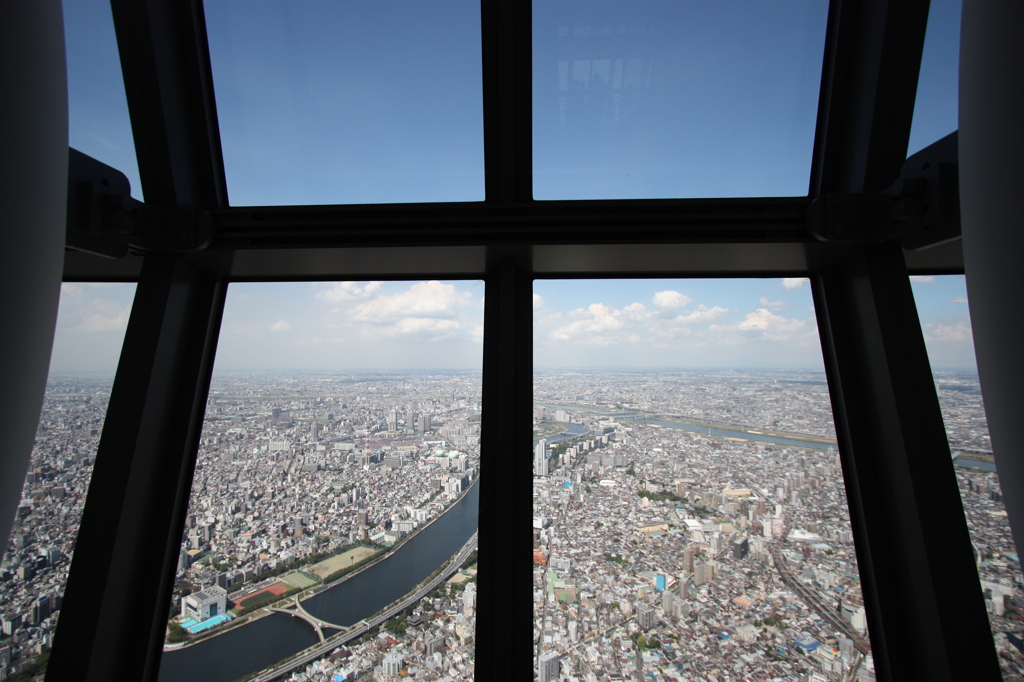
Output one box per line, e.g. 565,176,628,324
309,546,377,580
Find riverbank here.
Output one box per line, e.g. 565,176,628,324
536,401,838,447
621,417,838,449
164,476,479,651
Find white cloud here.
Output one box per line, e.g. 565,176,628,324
351,281,473,323
949,296,969,304
909,275,935,283
730,308,811,342
347,281,479,341
673,305,729,323
315,281,382,302
782,278,808,290
270,319,291,332
79,301,131,331
533,294,544,309
552,303,625,342
759,296,784,310
924,321,973,343
653,290,692,310
548,300,728,347
390,318,462,336
60,283,84,300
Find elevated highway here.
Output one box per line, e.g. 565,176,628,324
248,531,478,682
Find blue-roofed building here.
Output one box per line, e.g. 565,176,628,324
794,634,819,653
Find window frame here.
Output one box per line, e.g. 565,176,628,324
45,0,1000,681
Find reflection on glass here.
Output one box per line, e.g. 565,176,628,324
907,0,962,157
63,0,144,200
204,0,485,206
910,274,1024,677
158,281,482,682
533,279,875,680
532,1,828,200
0,283,136,679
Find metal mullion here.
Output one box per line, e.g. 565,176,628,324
481,0,533,203
812,245,999,681
47,255,227,682
477,259,534,680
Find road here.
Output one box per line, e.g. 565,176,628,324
246,531,478,682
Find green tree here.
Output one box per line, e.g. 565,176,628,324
167,621,190,643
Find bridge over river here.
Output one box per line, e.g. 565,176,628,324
247,530,478,682
267,596,347,643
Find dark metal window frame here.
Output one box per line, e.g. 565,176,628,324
47,0,1000,681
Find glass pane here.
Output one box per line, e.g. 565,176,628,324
204,0,485,206
532,1,829,200
533,278,877,680
63,0,144,200
1,283,135,679
907,0,962,157
158,281,483,682
909,274,1024,677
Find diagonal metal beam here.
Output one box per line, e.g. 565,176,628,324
813,244,1000,681
47,256,226,682
110,0,227,207
811,0,931,195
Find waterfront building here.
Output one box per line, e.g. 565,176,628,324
180,585,227,622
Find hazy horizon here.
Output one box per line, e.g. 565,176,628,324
47,277,979,375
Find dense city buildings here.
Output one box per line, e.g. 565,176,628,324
531,370,1024,682
1,369,1020,680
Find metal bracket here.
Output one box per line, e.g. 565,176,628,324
66,148,215,258
807,131,960,250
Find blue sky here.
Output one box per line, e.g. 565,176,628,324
64,0,961,205
54,1,972,372
48,277,977,373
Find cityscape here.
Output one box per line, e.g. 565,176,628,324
530,370,1021,682
1,369,1019,681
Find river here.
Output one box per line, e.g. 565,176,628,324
158,481,479,682
535,402,835,450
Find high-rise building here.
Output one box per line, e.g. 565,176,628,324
538,652,560,682
534,439,549,476
678,573,690,600
637,603,656,631
683,546,694,573
693,562,707,587
425,634,445,655
382,651,404,676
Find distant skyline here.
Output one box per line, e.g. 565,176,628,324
48,277,977,374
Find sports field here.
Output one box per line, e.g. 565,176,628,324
281,571,319,590
236,581,290,609
309,546,377,580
